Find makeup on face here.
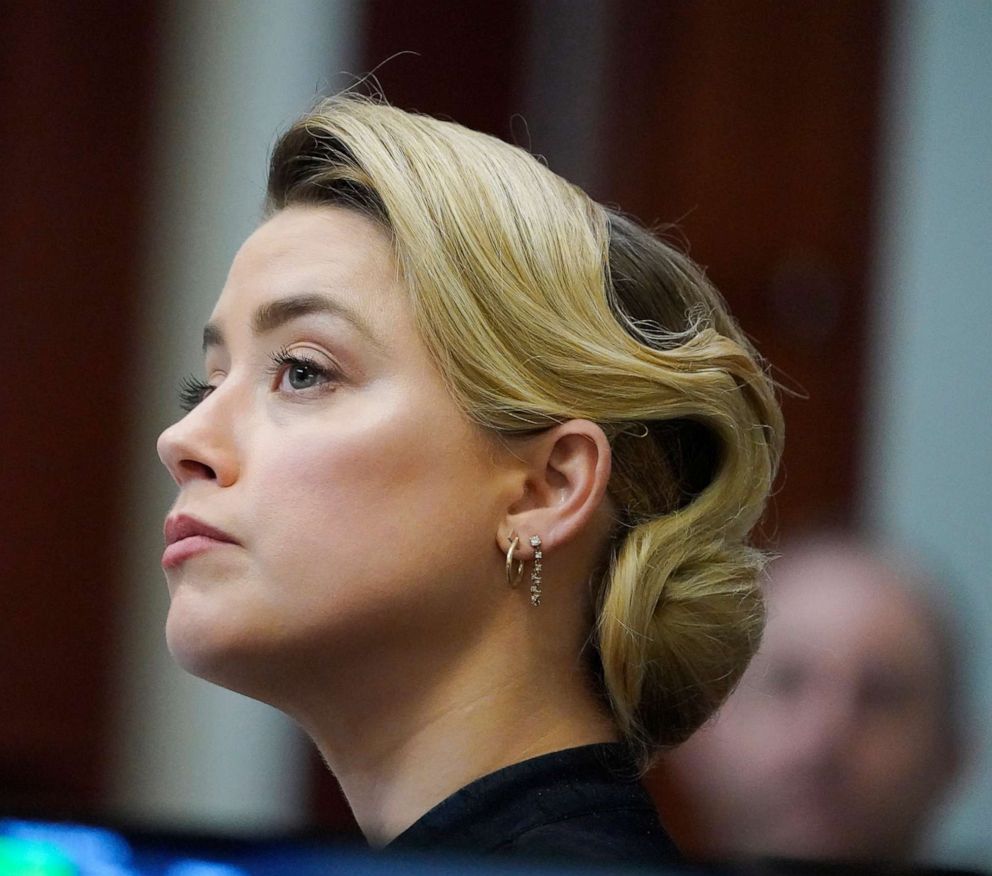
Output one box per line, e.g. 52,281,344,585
156,207,504,696
162,513,241,569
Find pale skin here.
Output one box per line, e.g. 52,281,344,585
157,206,620,844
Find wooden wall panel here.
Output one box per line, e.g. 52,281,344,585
0,1,156,810
361,0,527,139
604,0,886,536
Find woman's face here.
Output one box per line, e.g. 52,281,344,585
157,206,513,700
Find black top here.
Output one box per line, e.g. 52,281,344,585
387,742,680,867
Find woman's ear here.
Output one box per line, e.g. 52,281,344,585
499,419,612,558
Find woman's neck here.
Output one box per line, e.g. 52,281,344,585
290,623,619,844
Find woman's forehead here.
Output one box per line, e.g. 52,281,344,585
229,207,394,293
209,207,403,343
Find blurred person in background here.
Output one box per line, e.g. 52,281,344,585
662,535,966,865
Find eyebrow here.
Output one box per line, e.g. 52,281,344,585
202,292,381,352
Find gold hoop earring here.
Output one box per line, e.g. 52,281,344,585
529,535,543,606
505,532,524,588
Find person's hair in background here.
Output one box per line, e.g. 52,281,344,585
268,95,784,765
660,532,967,865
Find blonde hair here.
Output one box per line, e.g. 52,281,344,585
267,95,784,766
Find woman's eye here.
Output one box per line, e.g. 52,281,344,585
267,347,339,395
284,360,322,390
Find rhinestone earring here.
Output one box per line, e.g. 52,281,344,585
529,535,543,606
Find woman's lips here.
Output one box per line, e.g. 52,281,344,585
162,514,240,569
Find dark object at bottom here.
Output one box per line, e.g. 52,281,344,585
388,742,680,866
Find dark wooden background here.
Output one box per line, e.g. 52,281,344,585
1,1,156,810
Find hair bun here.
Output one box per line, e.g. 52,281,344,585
597,521,766,759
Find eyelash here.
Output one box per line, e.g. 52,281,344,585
177,375,211,413
177,347,340,413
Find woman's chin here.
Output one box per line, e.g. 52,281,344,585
165,586,261,689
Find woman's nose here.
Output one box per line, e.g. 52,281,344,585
157,398,239,488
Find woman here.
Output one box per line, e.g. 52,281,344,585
157,95,783,866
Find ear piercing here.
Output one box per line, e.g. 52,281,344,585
506,532,525,588
505,532,544,607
